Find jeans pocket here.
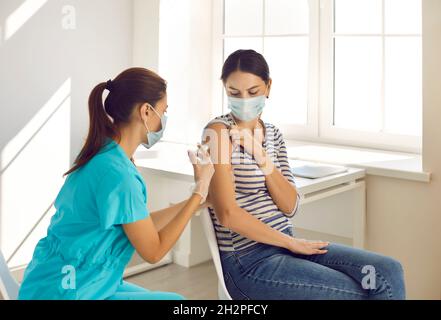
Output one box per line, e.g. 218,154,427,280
224,271,250,300
234,243,264,260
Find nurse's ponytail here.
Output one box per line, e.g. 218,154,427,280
64,68,167,176
63,82,117,176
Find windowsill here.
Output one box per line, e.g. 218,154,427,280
134,140,431,183
284,140,431,183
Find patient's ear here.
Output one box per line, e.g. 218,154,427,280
266,78,273,98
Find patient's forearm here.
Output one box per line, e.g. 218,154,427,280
224,207,292,249
265,168,298,213
259,156,298,213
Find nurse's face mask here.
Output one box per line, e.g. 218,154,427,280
142,103,167,149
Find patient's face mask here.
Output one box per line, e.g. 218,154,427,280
227,95,266,121
142,104,167,149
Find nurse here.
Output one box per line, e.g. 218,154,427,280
18,67,214,300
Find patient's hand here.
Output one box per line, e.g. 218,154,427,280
286,238,330,255
229,125,266,164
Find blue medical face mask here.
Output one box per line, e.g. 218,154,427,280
227,95,266,121
142,104,167,149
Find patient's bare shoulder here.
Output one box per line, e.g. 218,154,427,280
202,117,234,166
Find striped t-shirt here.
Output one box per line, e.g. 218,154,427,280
205,113,300,252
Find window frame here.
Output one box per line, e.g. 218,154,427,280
319,0,422,153
212,0,320,139
213,0,422,153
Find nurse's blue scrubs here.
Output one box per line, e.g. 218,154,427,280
18,139,185,300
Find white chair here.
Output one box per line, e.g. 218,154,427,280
199,208,233,300
0,250,20,300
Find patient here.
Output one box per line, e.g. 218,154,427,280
202,49,406,300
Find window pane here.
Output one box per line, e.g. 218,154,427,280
334,37,382,131
384,37,422,136
265,0,309,35
334,0,382,34
263,37,309,125
224,0,263,36
224,37,263,60
385,0,422,34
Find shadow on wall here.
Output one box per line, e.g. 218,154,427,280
0,0,133,269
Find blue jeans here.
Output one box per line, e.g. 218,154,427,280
220,228,406,300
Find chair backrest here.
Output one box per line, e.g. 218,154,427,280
199,208,232,300
0,250,19,300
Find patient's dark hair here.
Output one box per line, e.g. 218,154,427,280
64,67,167,176
221,49,270,84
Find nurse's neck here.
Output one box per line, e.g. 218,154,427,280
113,125,141,161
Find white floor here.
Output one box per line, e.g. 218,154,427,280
126,260,219,300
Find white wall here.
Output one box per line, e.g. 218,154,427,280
133,0,160,70
363,0,441,299
0,0,134,268
158,0,214,144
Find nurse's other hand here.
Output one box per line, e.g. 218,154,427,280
187,145,215,203
198,193,213,209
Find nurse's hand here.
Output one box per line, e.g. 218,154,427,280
197,192,212,209
188,144,215,204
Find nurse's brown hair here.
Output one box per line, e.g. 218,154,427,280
64,67,167,176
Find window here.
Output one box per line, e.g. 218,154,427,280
219,0,318,138
215,0,422,152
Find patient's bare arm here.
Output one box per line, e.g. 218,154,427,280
203,123,295,250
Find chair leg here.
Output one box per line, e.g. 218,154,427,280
217,280,232,300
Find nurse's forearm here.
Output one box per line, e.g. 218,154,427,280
150,199,207,232
155,194,202,261
150,200,187,232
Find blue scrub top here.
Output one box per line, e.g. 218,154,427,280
18,139,150,300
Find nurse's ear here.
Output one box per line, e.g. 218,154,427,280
266,78,272,99
138,102,151,124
